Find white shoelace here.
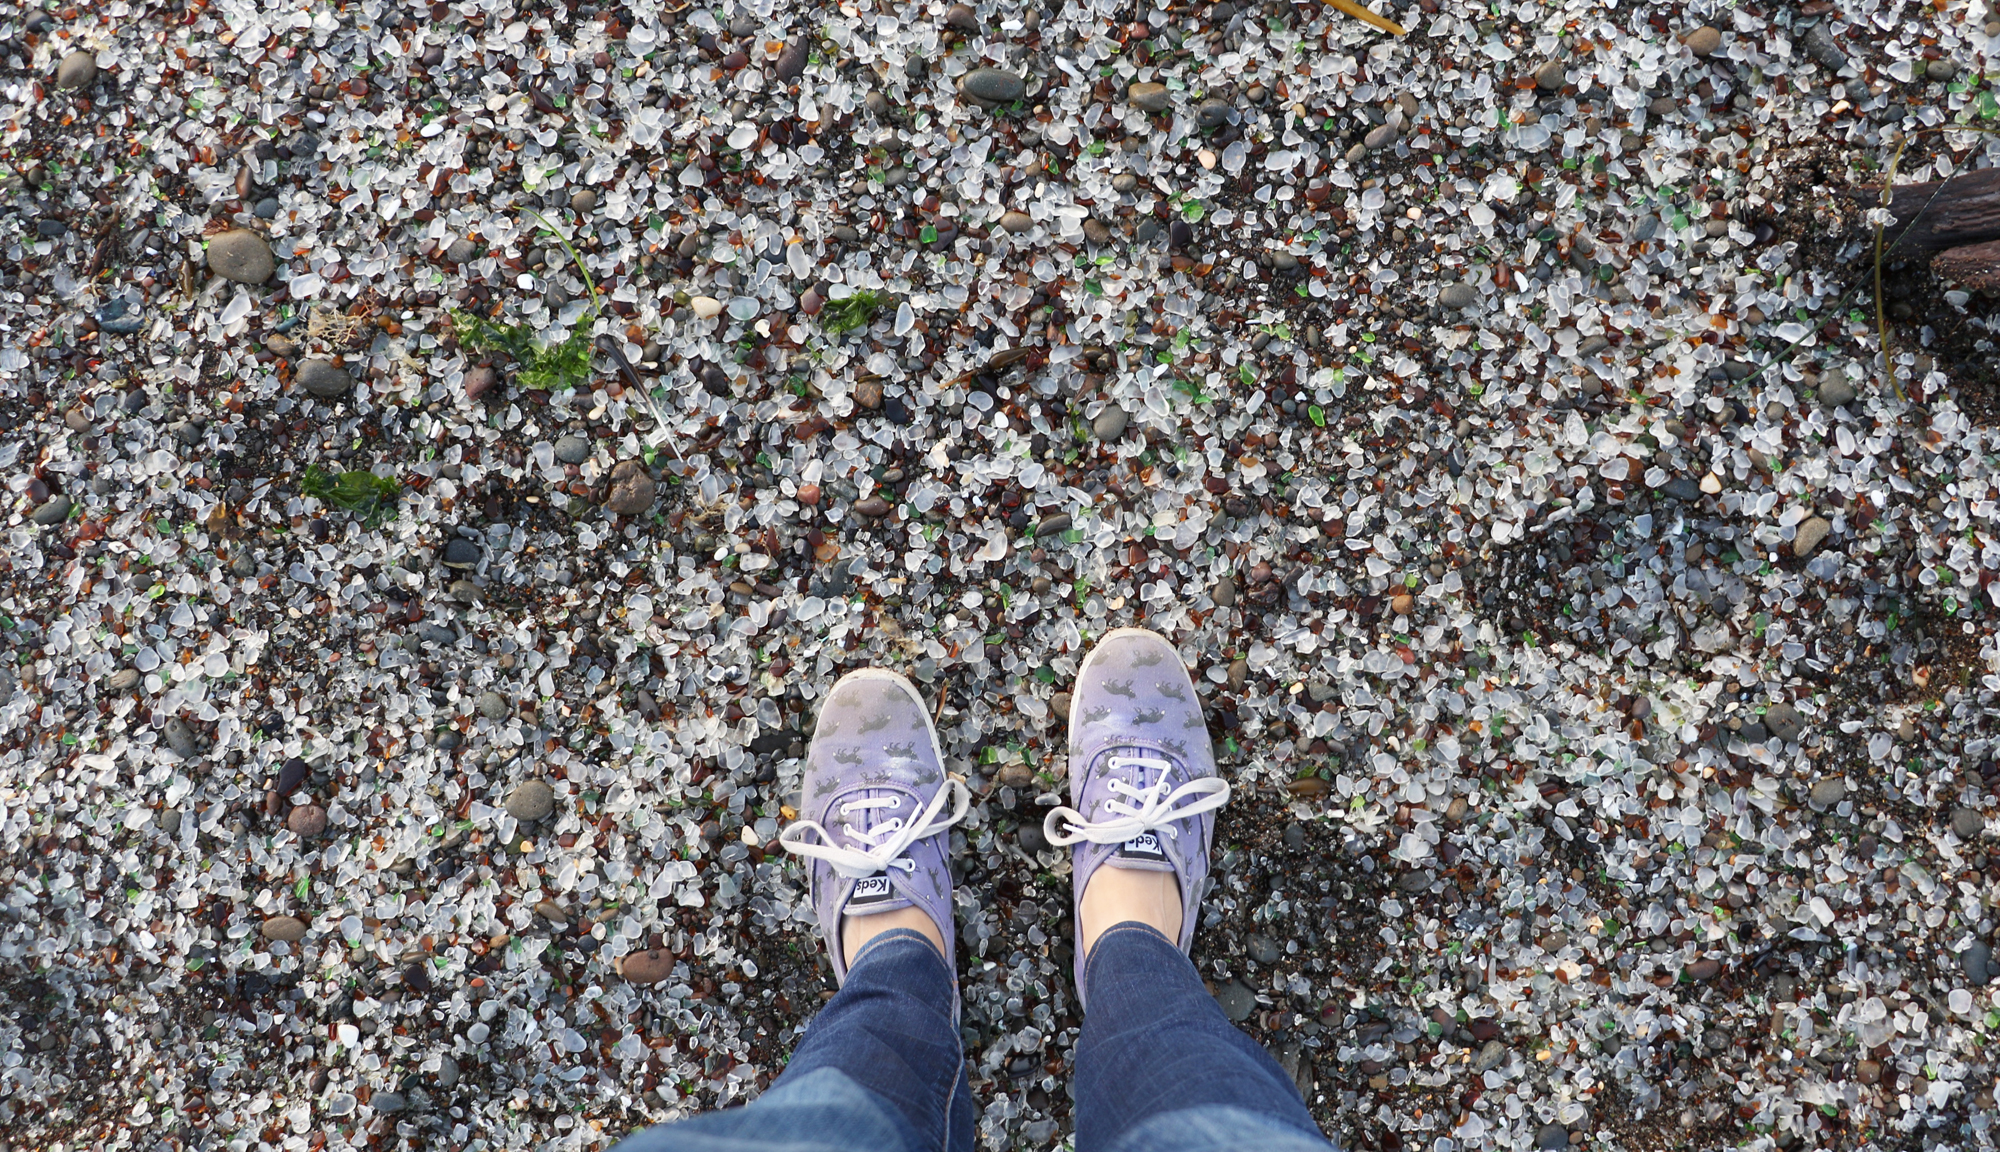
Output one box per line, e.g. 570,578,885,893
1043,755,1230,847
779,778,970,878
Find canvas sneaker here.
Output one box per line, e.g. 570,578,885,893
779,668,967,985
1045,627,1230,1008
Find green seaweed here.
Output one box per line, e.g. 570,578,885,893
448,209,601,391
820,289,888,336
301,466,401,523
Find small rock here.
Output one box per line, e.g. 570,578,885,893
287,804,329,837
206,230,275,284
1684,25,1722,56
464,365,498,400
1214,980,1257,1022
1246,935,1281,965
1926,59,1958,83
534,898,570,926
505,779,556,822
854,378,883,409
1792,516,1831,558
1685,957,1722,981
442,538,481,569
1963,941,1994,985
55,50,98,89
262,916,308,943
774,41,807,81
1953,807,1986,839
1227,657,1247,691
1439,283,1478,309
1802,24,1848,71
569,188,597,215
1473,1040,1508,1073
159,809,182,837
1364,122,1400,151
1818,378,1857,409
373,1092,407,1115
1213,576,1236,606
1128,82,1168,111
437,1056,460,1090
1112,173,1139,193
1017,819,1051,854
106,668,140,691
996,762,1034,790
943,3,979,31
621,948,675,983
1761,703,1801,743
1537,1123,1569,1150
477,691,509,721
1534,60,1566,90
853,496,891,518
689,295,724,319
1048,692,1071,722
1092,405,1129,441
1083,218,1112,245
1808,778,1847,809
960,67,1025,103
1034,514,1071,537
1282,822,1306,850
1662,478,1703,502
163,717,199,757
604,459,657,515
1196,98,1231,128
445,238,478,264
999,211,1034,234
1856,1059,1883,1085
30,495,71,525
553,435,590,464
297,360,353,399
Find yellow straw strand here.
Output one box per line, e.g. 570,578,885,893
1324,0,1407,36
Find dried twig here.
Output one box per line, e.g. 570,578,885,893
1322,0,1405,36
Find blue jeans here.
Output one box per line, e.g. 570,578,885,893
612,924,1335,1152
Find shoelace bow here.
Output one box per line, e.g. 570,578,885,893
1042,754,1230,847
779,777,970,878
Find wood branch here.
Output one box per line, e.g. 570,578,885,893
1932,240,2000,293
1855,166,2000,257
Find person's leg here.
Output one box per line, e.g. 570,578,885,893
613,668,975,1152
611,927,971,1152
1050,628,1336,1152
1072,922,1333,1152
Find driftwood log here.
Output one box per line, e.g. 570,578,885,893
1931,240,2000,293
1857,167,2000,291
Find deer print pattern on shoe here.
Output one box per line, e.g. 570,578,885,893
779,669,968,986
1046,628,1230,1009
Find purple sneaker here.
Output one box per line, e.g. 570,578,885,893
1045,627,1230,1008
779,668,968,986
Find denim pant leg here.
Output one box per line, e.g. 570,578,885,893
1074,922,1339,1152
612,929,973,1152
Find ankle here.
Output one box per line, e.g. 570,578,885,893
841,906,948,969
1078,867,1182,961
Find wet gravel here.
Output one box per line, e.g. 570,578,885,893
4,0,2000,1150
